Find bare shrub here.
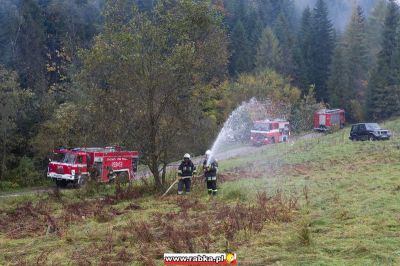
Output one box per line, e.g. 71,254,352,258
126,221,154,244
0,202,61,239
297,223,312,246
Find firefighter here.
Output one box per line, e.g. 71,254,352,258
177,153,196,195
203,150,218,196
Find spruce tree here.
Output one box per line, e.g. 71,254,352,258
343,4,369,121
229,20,252,75
14,0,47,93
367,0,400,119
310,0,334,102
327,41,350,110
255,27,282,71
294,6,313,93
366,0,387,67
273,13,295,76
247,9,264,70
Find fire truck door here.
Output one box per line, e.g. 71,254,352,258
77,155,86,174
331,114,339,126
132,158,138,173
319,115,326,126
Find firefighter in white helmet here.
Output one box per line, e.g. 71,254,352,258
177,153,196,195
203,150,218,196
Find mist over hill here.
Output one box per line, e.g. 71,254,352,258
294,0,378,30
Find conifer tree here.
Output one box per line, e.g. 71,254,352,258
294,6,313,94
310,0,334,102
328,4,369,121
229,20,252,75
367,0,400,119
327,41,350,110
255,27,282,71
346,5,368,88
366,0,387,67
273,13,295,76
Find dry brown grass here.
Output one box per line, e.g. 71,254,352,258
114,191,299,262
0,202,61,239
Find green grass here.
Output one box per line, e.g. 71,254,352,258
1,120,400,265
220,121,400,265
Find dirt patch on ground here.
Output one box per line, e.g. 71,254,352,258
218,169,266,182
282,163,315,177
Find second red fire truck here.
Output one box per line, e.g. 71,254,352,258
47,146,139,187
250,119,290,146
314,109,345,132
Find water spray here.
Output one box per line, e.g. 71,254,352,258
206,98,259,165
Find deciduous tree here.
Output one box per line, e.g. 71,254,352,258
79,0,228,187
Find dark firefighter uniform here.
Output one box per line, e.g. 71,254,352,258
203,158,218,195
177,156,196,195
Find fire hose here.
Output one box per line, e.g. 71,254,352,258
161,174,205,198
161,157,207,198
160,179,179,198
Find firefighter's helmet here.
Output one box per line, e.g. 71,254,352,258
205,150,211,156
183,153,191,159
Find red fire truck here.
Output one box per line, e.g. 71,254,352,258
47,146,139,187
314,109,345,131
250,119,290,146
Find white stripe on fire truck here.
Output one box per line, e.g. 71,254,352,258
250,129,280,134
113,169,130,172
51,162,87,167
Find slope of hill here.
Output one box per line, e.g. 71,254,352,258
1,119,400,265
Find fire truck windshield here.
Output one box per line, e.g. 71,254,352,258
52,152,76,164
253,123,270,131
51,152,65,162
62,153,77,164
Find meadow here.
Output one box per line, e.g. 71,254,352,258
1,120,400,265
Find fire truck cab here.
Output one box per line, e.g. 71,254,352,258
47,147,139,187
314,109,345,132
250,119,290,146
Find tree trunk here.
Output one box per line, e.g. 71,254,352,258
161,163,167,185
149,158,162,188
0,128,6,180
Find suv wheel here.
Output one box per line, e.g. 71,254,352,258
368,135,375,141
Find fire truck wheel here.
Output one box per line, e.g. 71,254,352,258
90,168,100,181
270,137,275,144
55,179,68,188
77,175,88,187
116,172,129,184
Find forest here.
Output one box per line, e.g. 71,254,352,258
0,0,399,188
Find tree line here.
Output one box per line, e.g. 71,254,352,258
0,0,397,188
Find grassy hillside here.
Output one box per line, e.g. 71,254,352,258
1,119,400,265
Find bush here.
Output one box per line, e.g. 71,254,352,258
0,181,20,191
290,86,325,133
297,222,312,246
8,157,45,187
326,124,341,134
221,185,248,201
